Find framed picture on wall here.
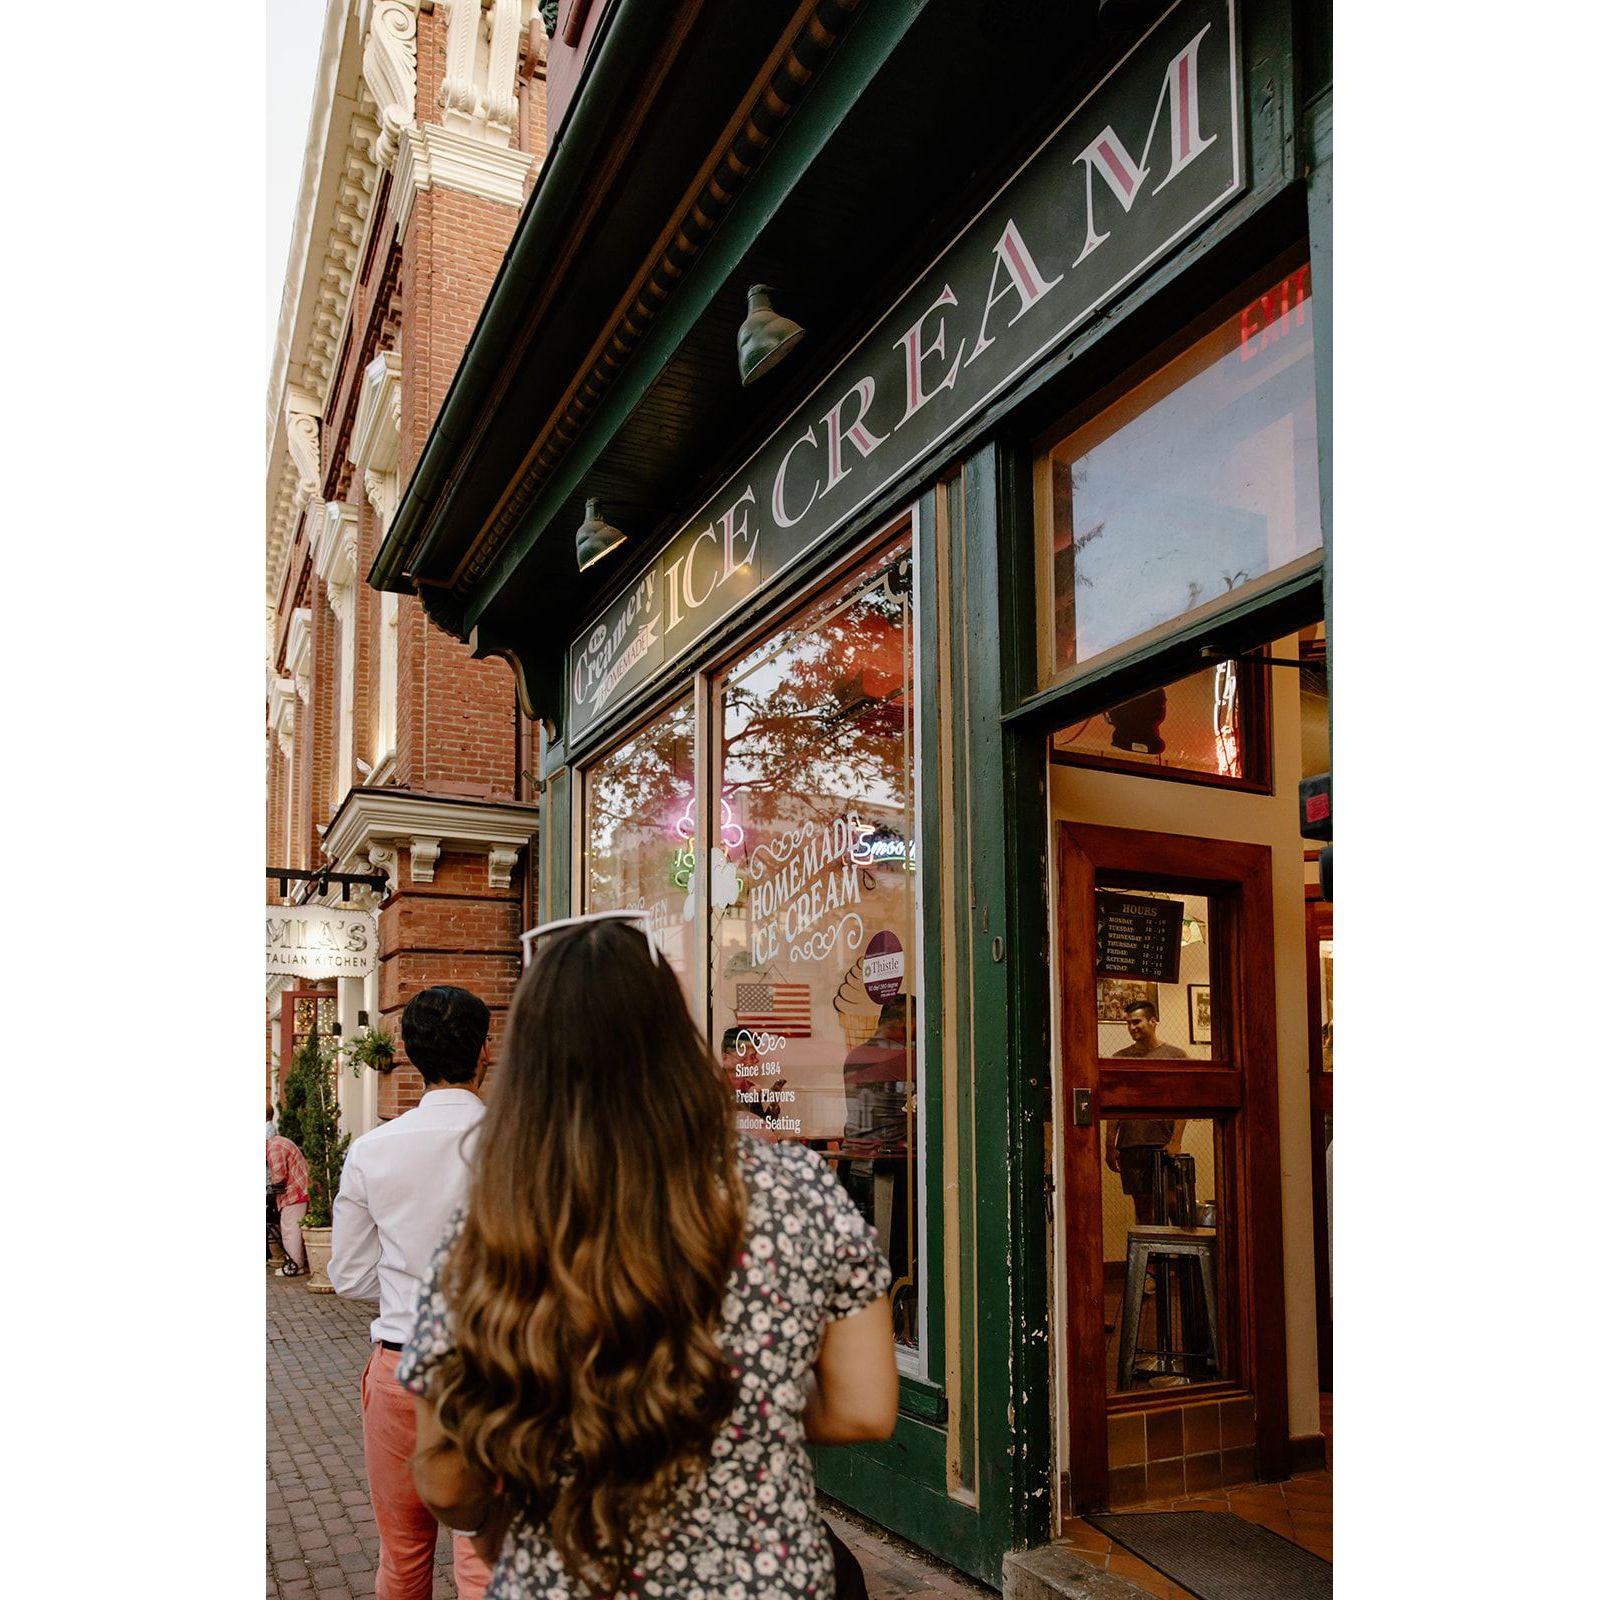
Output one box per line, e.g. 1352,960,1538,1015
1097,978,1157,1023
1188,984,1212,1045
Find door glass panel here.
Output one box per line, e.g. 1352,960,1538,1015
582,697,698,991
711,534,921,1352
1095,888,1215,1063
1040,264,1319,684
1101,1115,1231,1394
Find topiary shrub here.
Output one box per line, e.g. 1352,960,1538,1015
279,1029,349,1228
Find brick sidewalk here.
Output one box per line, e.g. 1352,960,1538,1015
267,1271,994,1599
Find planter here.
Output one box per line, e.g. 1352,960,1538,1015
301,1225,335,1294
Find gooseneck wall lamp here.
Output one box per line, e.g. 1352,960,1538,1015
736,285,805,386
575,498,627,572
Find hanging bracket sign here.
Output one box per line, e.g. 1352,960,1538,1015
1095,891,1184,985
267,905,378,980
566,0,1242,743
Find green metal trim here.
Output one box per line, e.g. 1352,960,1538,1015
461,0,932,637
1306,87,1332,704
912,484,947,1391
539,766,572,923
897,1373,949,1425
1001,565,1325,738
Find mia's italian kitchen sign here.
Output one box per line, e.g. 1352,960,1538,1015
568,0,1242,741
266,905,378,980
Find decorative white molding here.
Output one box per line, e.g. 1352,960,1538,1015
350,349,403,476
316,500,362,595
438,0,482,130
486,842,523,890
484,0,523,142
363,1,419,170
287,606,315,701
408,836,442,883
392,120,534,239
363,468,400,527
285,391,324,512
269,675,298,735
276,701,297,758
322,788,539,891
364,841,399,897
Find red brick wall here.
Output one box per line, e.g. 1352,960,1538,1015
374,850,523,1117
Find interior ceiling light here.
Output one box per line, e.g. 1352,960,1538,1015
737,284,805,386
575,498,627,572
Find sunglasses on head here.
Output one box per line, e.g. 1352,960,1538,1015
518,907,668,970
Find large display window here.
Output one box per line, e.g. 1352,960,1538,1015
575,531,924,1358
1036,263,1320,688
581,696,699,989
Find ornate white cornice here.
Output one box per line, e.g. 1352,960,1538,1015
316,500,362,594
286,607,315,701
323,788,539,889
268,675,299,736
351,348,403,475
363,468,400,527
362,1,418,170
392,121,535,240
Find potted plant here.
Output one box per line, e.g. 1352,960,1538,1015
277,1028,349,1293
346,1022,398,1075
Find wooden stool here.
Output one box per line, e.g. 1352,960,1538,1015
1116,1225,1220,1391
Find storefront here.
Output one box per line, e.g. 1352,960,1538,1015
373,0,1332,1581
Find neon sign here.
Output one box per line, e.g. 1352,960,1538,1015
1238,264,1310,361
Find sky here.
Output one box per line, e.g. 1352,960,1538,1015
266,0,332,363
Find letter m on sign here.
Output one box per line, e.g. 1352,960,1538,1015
1073,24,1218,267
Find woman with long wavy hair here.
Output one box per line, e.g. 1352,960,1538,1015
398,911,899,1598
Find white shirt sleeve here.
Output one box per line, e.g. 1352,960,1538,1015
328,1148,380,1300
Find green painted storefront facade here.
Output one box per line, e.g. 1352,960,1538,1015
375,1,1331,1583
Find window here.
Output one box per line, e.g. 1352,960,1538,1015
1051,656,1268,789
573,531,925,1359
710,533,922,1352
581,697,698,990
1037,264,1320,686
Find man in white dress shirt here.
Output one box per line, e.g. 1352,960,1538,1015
330,985,493,1600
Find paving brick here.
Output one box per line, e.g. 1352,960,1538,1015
266,1271,989,1599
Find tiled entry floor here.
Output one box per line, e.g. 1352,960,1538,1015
1055,1470,1332,1599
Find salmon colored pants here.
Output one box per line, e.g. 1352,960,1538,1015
360,1346,494,1600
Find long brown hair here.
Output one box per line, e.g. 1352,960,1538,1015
428,920,745,1589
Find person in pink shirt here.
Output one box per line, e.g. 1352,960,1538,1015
266,1129,310,1276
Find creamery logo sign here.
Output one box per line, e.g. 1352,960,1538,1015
266,905,378,979
568,0,1241,742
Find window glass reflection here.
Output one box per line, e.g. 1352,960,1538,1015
1043,265,1319,681
711,535,921,1352
582,697,697,990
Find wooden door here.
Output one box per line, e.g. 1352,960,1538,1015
1057,823,1289,1511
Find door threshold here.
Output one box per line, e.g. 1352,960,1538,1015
1003,1543,1159,1600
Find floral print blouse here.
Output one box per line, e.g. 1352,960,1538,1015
398,1135,893,1599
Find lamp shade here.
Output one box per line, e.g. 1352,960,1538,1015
737,285,804,386
575,498,626,571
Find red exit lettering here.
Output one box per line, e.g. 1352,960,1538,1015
1239,263,1311,361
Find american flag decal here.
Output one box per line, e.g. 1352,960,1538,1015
735,982,812,1037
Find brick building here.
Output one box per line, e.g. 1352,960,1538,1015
265,0,549,1129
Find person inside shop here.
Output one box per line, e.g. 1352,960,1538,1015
328,985,495,1600
395,911,897,1599
266,1124,310,1277
1105,999,1187,1226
